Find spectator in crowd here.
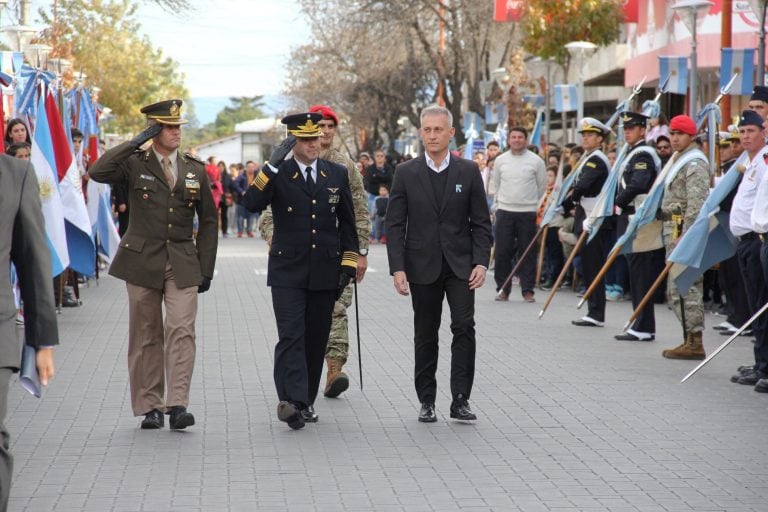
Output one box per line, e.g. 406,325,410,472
655,135,672,167
4,118,30,152
645,113,670,144
7,142,30,160
234,161,260,237
363,149,394,241
373,184,389,244
218,161,232,237
538,165,564,290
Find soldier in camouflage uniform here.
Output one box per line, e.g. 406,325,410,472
658,115,709,360
259,105,370,397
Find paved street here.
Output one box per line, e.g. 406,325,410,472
6,236,768,511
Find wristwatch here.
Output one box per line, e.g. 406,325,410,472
359,248,368,256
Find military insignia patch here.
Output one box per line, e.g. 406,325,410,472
139,174,156,181
586,162,596,168
328,194,340,204
634,162,647,170
186,172,195,179
328,188,339,193
185,179,200,189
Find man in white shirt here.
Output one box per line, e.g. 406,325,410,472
729,110,768,388
492,126,546,302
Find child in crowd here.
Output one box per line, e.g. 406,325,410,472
373,184,389,244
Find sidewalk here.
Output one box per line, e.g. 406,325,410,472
7,236,767,511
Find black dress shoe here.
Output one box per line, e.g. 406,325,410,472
755,379,768,393
450,395,477,421
571,317,604,327
300,404,318,423
418,402,437,423
277,401,305,430
737,370,768,385
140,409,164,429
168,406,195,430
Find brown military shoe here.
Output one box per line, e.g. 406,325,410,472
662,332,705,360
324,357,350,398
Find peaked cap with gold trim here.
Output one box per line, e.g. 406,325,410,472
140,99,188,125
281,112,323,138
577,117,611,136
620,111,648,128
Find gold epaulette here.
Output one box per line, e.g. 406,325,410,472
252,169,270,191
183,152,206,165
341,251,358,268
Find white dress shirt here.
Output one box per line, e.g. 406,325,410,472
731,151,767,236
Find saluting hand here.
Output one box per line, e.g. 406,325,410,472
468,266,486,290
393,271,409,296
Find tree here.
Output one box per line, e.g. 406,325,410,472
213,96,265,136
38,0,188,133
521,0,624,68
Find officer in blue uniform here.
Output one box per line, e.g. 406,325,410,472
614,111,665,342
244,112,358,430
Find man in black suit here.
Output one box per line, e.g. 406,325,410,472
244,112,358,430
386,105,492,423
0,155,58,508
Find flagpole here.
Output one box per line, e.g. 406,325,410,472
539,230,588,319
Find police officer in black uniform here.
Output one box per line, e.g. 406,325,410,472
244,112,358,430
562,118,612,327
614,111,666,341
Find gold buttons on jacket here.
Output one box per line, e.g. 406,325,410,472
312,199,316,204
311,214,316,219
169,208,174,213
142,194,148,199
168,224,172,228
312,229,316,234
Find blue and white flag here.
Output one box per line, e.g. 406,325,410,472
658,56,689,95
668,154,747,294
86,179,120,264
523,94,545,107
529,110,543,148
554,84,578,113
720,48,755,96
463,111,484,138
484,104,499,125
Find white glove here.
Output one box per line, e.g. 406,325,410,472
582,219,592,233
614,205,623,215
555,206,565,215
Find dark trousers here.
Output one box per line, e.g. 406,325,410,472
627,248,665,334
271,287,336,406
410,258,476,404
581,227,610,322
0,368,12,510
220,202,229,235
494,210,537,294
720,254,749,327
737,239,768,372
542,226,564,282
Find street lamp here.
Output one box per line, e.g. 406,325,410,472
565,40,597,143
671,0,713,117
532,57,555,149
747,0,767,86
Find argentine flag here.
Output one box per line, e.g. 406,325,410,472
720,48,755,96
30,97,69,276
554,85,578,113
658,56,689,95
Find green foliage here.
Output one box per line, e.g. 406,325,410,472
183,96,265,148
38,0,188,134
521,0,623,66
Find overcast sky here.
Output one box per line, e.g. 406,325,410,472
28,0,308,98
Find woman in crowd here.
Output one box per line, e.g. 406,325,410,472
5,118,31,151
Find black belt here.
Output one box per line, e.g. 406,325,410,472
739,232,759,241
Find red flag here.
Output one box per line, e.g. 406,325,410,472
494,0,524,22
624,0,639,23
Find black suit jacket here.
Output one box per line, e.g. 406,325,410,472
243,157,358,290
0,157,59,369
385,155,492,284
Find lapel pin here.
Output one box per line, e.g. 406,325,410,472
456,184,462,193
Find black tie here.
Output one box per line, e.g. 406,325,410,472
306,166,314,193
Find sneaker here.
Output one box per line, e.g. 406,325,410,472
539,280,554,291
713,321,736,331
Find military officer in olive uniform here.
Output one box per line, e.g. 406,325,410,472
89,99,218,430
244,112,358,430
658,114,709,360
614,111,664,342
